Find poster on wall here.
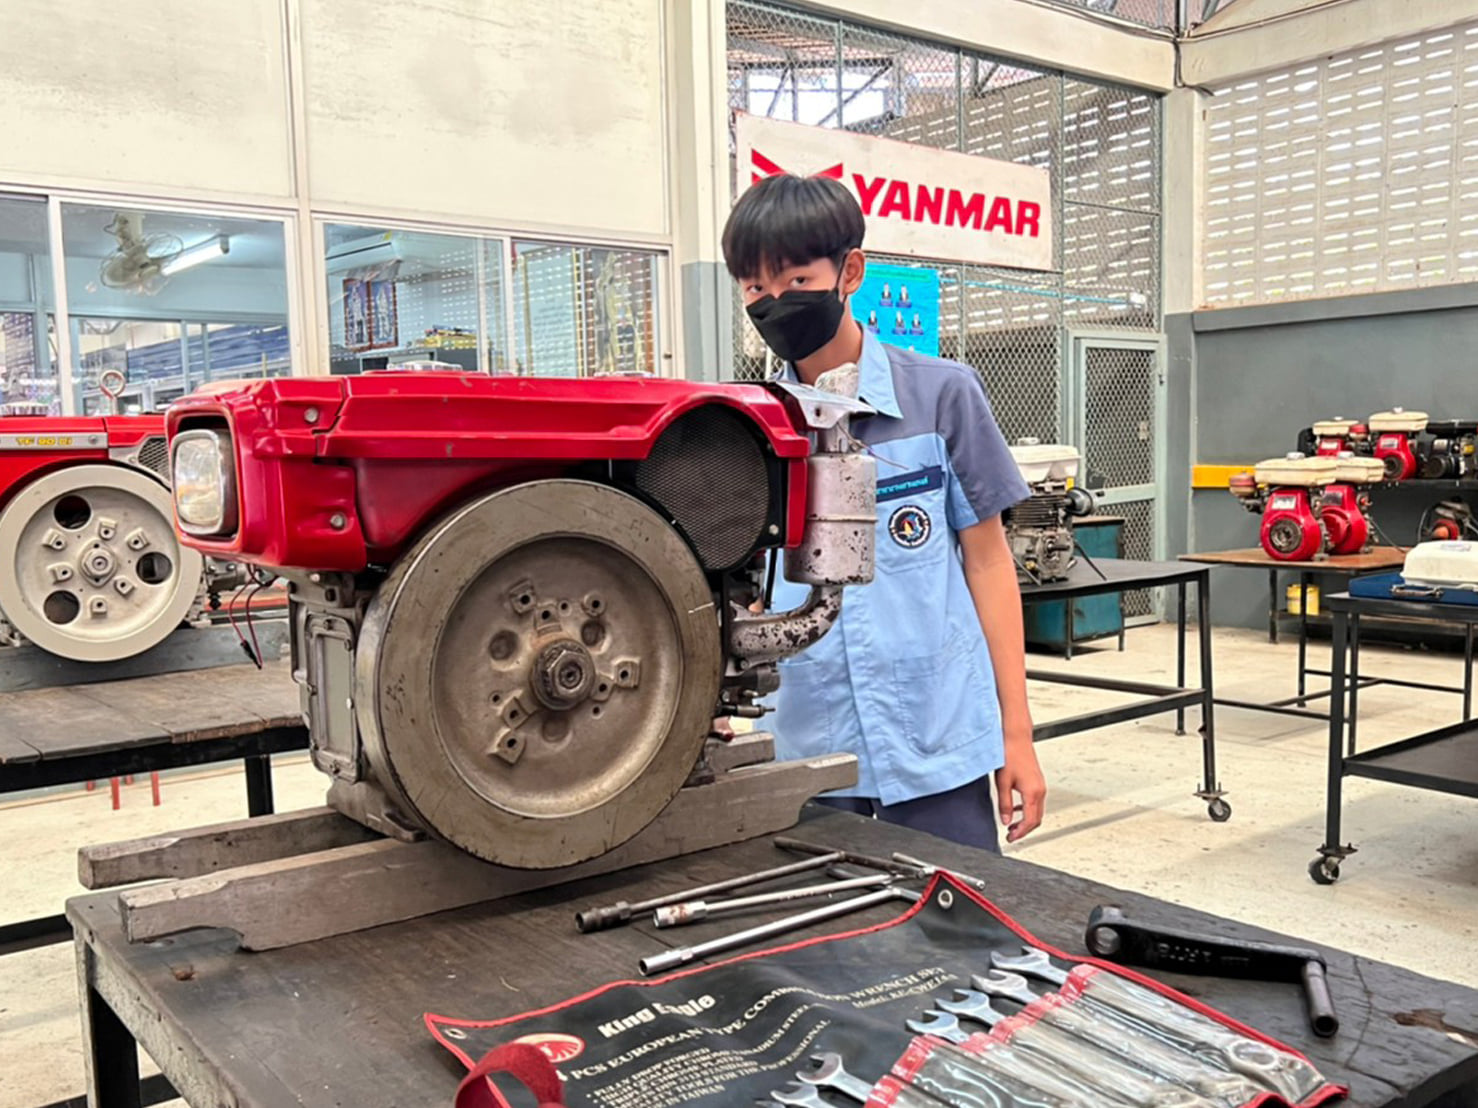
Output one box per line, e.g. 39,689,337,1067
853,263,940,357
368,280,399,349
735,113,1053,272
343,278,370,350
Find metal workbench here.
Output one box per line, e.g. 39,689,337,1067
0,663,306,959
1022,558,1228,820
1312,591,1478,885
67,808,1478,1107
1181,547,1411,724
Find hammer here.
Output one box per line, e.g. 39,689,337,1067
1085,905,1338,1038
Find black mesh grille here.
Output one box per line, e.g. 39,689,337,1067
1010,494,1064,528
135,436,171,483
634,406,771,571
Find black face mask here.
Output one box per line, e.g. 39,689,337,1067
745,280,847,364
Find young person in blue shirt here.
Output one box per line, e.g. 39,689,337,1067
723,173,1046,852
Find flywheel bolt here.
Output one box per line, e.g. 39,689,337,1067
531,639,596,711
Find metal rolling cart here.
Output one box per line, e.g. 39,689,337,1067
1021,558,1229,822
1181,547,1410,722
1311,590,1478,885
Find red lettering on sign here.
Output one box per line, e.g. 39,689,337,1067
914,185,943,225
1016,201,1041,238
945,189,984,231
878,180,912,220
854,175,886,216
984,197,1014,233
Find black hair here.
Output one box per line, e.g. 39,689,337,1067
721,174,866,280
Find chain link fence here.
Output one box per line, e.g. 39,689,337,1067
726,0,1165,610
1038,0,1177,30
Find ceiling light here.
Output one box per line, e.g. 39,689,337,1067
161,234,230,276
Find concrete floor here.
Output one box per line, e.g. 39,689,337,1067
2,623,1477,1107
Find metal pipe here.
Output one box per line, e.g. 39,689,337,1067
574,851,846,933
652,873,894,928
639,887,917,976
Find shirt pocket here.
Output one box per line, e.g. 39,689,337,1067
876,494,949,575
892,630,974,758
773,652,834,755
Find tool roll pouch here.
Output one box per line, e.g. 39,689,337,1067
427,874,1344,1108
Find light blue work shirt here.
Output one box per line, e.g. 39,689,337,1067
769,331,1029,804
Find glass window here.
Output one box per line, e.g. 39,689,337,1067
0,194,59,414
60,203,290,412
325,223,508,375
324,222,662,378
511,241,661,376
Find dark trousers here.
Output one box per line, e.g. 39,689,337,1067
817,775,1001,854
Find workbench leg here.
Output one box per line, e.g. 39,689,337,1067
1176,581,1187,735
244,754,275,817
1465,625,1474,722
80,975,141,1108
1317,610,1350,880
1347,615,1361,757
1296,571,1309,706
1196,574,1220,804
1065,601,1075,661
1268,569,1279,645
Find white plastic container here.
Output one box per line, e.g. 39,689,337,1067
1402,541,1478,588
1009,442,1081,483
1253,454,1338,487
1329,456,1384,484
1368,409,1429,433
1312,418,1358,436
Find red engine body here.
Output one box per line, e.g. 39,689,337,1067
1260,487,1325,561
1319,484,1370,556
0,416,169,509
165,373,814,573
1374,432,1419,481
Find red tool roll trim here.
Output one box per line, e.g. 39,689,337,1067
454,1042,565,1108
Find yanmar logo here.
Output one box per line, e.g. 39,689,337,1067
750,148,1042,240
512,1032,585,1064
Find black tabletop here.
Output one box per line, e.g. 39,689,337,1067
1325,591,1478,625
68,808,1478,1107
1020,557,1207,600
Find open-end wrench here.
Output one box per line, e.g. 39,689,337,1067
948,986,1216,1108
991,947,1324,1104
906,1011,1135,1108
970,970,1263,1108
769,1081,832,1107
799,1053,877,1103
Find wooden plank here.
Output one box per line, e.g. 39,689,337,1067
117,754,858,950
1181,547,1408,571
66,663,301,741
2,685,169,759
66,808,1478,1108
706,732,774,775
0,731,41,765
0,619,289,694
79,807,375,890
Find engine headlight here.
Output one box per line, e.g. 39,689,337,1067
172,428,238,537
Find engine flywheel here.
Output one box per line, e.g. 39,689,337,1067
355,479,723,869
0,464,204,662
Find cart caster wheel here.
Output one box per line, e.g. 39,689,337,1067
1207,798,1232,822
1308,857,1341,885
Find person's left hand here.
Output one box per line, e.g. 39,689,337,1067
994,734,1046,844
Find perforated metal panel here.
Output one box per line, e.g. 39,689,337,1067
1204,22,1478,305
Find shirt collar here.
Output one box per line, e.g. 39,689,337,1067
774,330,903,419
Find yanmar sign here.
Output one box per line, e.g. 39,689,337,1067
735,113,1053,272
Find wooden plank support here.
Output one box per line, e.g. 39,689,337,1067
79,807,376,889
116,754,857,951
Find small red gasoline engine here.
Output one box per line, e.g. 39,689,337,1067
1369,409,1429,482
1309,418,1371,458
1230,454,1383,561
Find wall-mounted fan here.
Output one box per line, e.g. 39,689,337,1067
98,213,183,295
